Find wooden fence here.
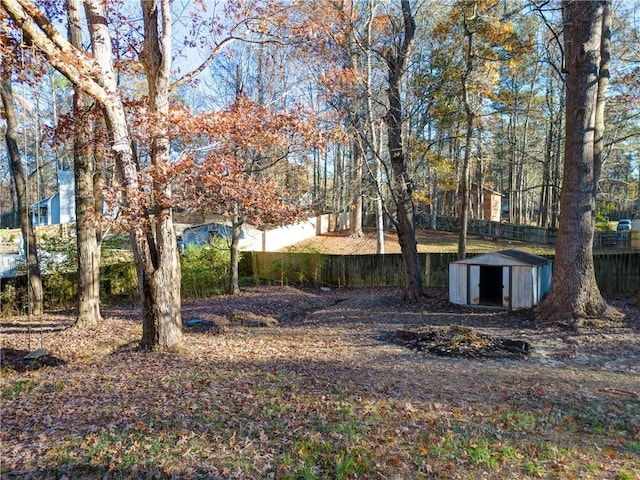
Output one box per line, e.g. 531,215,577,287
245,251,640,294
422,215,631,248
592,252,640,294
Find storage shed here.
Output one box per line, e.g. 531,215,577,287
449,249,552,309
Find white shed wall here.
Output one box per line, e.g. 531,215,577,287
511,266,534,309
448,264,467,305
502,267,510,307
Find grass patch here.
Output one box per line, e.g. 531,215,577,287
1,378,36,398
279,440,374,480
5,380,640,479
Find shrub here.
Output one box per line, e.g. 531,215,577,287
595,212,614,231
43,271,77,309
0,281,27,315
101,262,138,300
5,236,234,311
180,240,231,298
37,235,77,275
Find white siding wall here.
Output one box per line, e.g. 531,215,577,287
58,171,75,224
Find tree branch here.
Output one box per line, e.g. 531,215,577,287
169,36,237,94
1,0,110,104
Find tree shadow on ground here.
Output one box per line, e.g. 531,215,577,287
0,347,66,372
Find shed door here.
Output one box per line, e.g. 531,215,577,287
511,266,534,309
469,265,480,304
502,266,511,308
478,265,504,306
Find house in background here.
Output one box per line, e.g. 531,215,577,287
31,171,75,226
470,185,503,222
440,184,503,222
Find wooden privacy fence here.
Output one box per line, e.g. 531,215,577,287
593,252,640,294
245,252,640,294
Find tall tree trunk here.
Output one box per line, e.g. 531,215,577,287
350,135,364,237
458,11,475,260
348,36,364,238
334,143,346,215
364,2,383,253
539,77,565,231
592,0,611,191
508,101,518,224
517,64,540,225
539,111,555,228
551,91,564,229
375,168,385,254
475,127,483,220
0,76,43,315
229,206,243,296
69,0,102,327
537,0,620,326
384,0,421,301
138,0,182,348
374,129,385,255
458,112,473,259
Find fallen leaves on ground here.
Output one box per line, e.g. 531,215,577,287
1,286,639,479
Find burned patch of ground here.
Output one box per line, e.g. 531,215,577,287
392,325,531,359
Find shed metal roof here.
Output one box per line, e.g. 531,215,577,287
452,249,550,267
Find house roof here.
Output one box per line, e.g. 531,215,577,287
452,249,550,267
30,193,58,208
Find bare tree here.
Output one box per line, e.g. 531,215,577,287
0,73,43,315
381,0,422,301
457,1,476,260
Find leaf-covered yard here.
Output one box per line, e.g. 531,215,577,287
1,286,639,479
